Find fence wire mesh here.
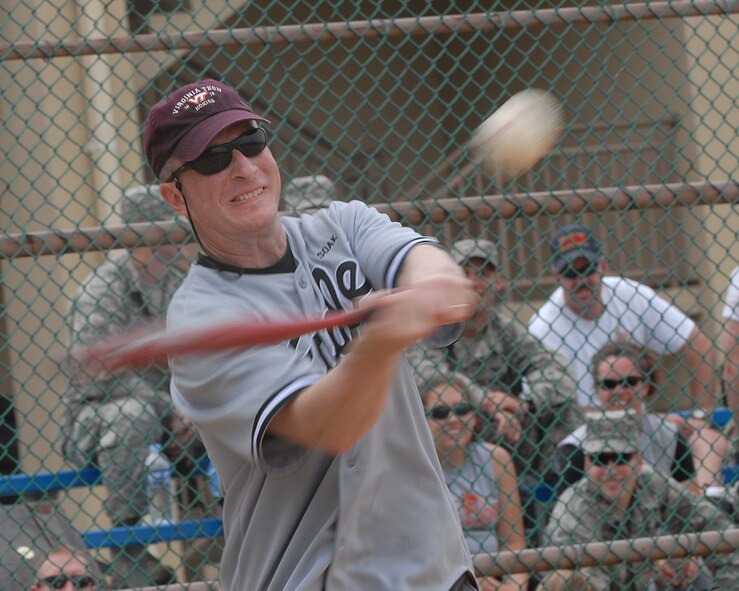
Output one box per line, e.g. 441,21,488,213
0,1,737,590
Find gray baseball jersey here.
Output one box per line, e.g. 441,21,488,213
168,201,474,591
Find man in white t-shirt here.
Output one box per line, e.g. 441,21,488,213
528,224,728,490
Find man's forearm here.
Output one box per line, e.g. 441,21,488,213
395,243,461,289
269,339,401,455
269,243,473,456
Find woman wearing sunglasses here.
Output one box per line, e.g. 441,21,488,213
554,340,698,494
422,374,528,591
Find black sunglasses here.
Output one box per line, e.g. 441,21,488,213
170,127,267,179
597,376,643,391
560,260,598,279
427,403,474,420
40,575,95,589
587,451,636,467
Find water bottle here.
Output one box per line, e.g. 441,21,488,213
145,443,174,526
204,458,222,500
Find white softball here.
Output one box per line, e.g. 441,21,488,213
470,89,564,181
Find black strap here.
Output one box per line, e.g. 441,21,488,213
196,246,297,275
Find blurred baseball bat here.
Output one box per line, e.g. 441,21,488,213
82,308,370,371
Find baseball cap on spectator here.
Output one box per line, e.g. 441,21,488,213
119,185,177,224
451,239,499,269
143,79,270,179
582,409,640,455
550,224,602,272
282,175,337,215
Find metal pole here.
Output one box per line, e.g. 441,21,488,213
475,528,739,578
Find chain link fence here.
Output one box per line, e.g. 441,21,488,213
0,1,737,589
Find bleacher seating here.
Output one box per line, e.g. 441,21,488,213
1,408,734,551
0,465,222,549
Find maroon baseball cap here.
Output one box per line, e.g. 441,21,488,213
143,79,270,179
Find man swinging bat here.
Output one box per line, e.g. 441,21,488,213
141,79,480,591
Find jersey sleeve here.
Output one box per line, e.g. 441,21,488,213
722,266,739,320
166,273,320,478
328,200,438,289
170,345,319,474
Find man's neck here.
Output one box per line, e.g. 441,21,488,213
203,226,288,269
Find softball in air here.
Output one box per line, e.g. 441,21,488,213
470,89,564,181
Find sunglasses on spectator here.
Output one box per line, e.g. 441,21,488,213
170,127,267,179
560,260,598,279
426,403,474,420
596,376,644,391
40,575,95,589
587,451,636,467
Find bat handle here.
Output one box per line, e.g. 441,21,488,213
423,322,464,349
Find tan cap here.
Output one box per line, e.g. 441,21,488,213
451,238,499,268
119,185,177,224
282,175,337,214
582,409,640,455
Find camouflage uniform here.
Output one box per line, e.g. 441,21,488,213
60,186,185,525
410,311,580,482
282,175,337,214
546,410,739,591
547,464,739,590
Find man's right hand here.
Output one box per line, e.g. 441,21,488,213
358,275,475,357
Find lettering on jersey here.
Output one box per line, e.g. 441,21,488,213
312,263,371,311
288,261,371,370
316,235,337,259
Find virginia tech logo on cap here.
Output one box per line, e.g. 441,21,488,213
556,231,589,254
171,84,225,115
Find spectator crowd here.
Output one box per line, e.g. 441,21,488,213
3,173,738,590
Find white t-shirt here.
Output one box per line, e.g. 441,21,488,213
528,276,695,408
721,266,739,321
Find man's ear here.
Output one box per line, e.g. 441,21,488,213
160,182,188,217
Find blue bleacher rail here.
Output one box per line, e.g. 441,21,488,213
81,517,223,548
1,411,734,550
0,466,102,497
0,464,222,549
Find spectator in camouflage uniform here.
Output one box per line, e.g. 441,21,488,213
546,409,739,591
60,185,189,588
281,175,337,214
409,238,581,484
